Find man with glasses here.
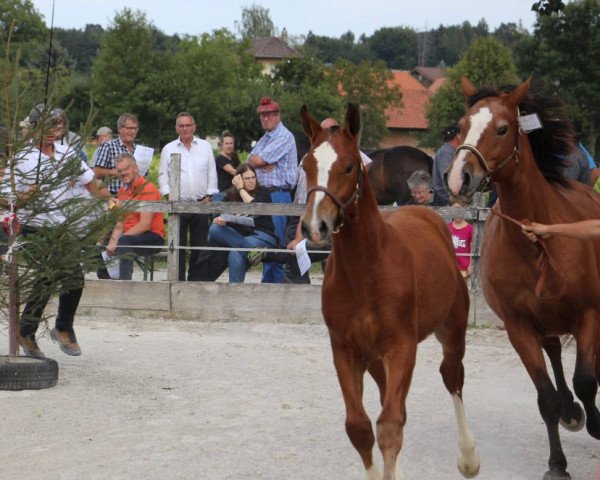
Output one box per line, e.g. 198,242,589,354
94,113,140,195
158,112,217,281
247,97,297,283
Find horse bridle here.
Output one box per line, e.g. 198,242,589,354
454,128,522,193
306,158,364,233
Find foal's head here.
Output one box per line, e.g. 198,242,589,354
446,78,531,199
300,104,362,247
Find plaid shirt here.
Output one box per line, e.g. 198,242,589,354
249,122,297,189
94,137,136,194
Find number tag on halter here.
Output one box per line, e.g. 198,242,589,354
518,113,543,132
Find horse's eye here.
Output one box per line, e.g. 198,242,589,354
345,164,354,174
497,126,509,136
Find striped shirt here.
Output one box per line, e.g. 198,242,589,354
94,137,136,194
249,122,297,189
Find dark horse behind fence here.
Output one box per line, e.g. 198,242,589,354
446,77,600,480
300,103,480,480
367,146,433,205
297,131,433,206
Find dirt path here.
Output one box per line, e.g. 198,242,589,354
0,317,598,480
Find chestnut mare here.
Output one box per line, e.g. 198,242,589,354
446,78,600,479
300,104,480,480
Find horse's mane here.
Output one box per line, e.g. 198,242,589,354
467,86,575,188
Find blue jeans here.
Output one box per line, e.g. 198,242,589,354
117,232,164,280
262,190,291,284
208,224,277,283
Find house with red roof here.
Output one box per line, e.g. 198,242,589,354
381,69,447,152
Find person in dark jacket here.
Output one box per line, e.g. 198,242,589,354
207,163,277,282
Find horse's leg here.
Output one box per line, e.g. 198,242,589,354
368,360,387,406
543,336,585,431
435,321,480,478
572,311,600,439
504,322,570,480
376,340,417,480
331,338,382,480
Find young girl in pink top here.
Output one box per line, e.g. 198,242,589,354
448,203,474,280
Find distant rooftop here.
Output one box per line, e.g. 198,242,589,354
249,36,300,60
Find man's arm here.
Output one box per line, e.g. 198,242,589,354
206,147,219,195
107,221,124,255
522,219,600,241
157,145,170,197
247,154,274,171
84,178,112,199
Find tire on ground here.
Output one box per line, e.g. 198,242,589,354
0,356,59,390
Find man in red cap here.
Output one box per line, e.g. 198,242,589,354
247,96,297,283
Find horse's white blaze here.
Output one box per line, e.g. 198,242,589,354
310,141,338,235
452,393,480,477
447,107,493,195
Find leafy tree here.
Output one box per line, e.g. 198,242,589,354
91,9,177,146
54,24,104,74
0,0,47,66
428,20,489,67
331,59,402,149
532,0,566,15
519,0,600,157
367,27,418,69
167,29,264,148
271,56,343,136
237,3,276,39
303,31,374,64
423,37,520,148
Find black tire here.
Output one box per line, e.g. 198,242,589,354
0,356,59,390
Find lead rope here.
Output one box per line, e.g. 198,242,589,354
491,207,567,300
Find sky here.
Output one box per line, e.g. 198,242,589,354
29,0,539,39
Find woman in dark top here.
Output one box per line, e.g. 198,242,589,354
208,163,277,282
214,129,241,200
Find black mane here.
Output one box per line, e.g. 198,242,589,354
467,87,575,188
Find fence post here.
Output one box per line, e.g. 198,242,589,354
167,154,181,282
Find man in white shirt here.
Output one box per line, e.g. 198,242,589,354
14,105,110,359
158,112,218,281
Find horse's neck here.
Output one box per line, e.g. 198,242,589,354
494,136,556,220
333,174,385,253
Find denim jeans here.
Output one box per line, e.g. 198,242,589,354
261,190,291,283
117,231,164,280
208,224,277,283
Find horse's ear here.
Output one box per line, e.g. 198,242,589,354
344,103,361,140
461,77,478,98
300,105,322,143
508,77,531,107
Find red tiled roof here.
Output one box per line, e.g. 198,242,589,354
428,77,447,94
249,37,300,59
385,70,431,130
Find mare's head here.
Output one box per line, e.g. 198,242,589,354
300,104,362,247
445,78,574,201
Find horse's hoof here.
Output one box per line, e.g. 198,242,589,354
542,469,571,480
458,456,480,478
559,402,585,432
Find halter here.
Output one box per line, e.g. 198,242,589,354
455,128,522,193
306,157,364,233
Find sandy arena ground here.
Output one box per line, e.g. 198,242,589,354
0,315,598,480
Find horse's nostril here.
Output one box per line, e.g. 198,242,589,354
301,222,310,239
319,221,328,237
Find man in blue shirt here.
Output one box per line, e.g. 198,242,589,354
247,97,297,283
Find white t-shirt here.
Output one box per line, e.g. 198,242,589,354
11,144,94,227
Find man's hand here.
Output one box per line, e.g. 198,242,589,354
213,216,226,226
232,174,243,191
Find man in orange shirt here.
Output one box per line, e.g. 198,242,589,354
107,153,164,280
